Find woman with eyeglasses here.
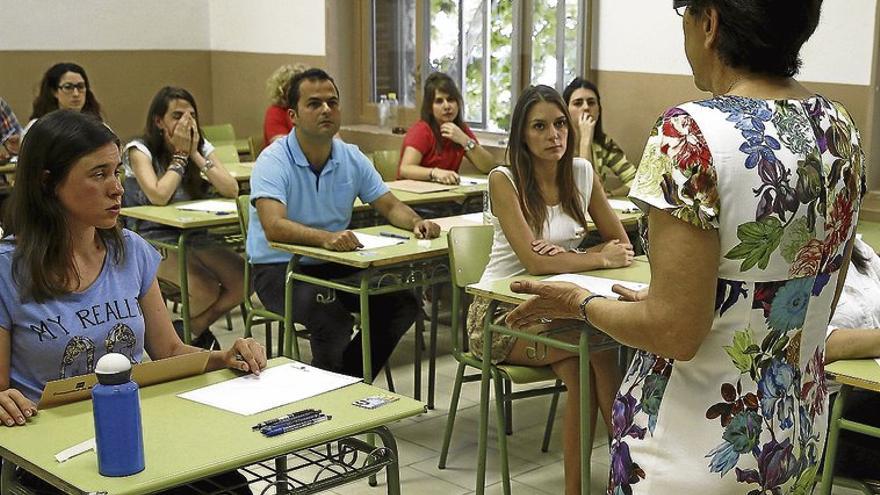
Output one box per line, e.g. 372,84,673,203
503,1,864,493
563,78,636,197
24,63,102,136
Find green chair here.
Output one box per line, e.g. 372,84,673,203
370,150,400,181
212,143,240,164
236,195,286,358
203,123,255,161
438,226,564,492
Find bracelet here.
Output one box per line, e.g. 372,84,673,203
202,159,215,171
172,151,189,161
579,294,606,327
167,162,185,177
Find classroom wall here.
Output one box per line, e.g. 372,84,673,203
0,0,339,145
590,0,880,187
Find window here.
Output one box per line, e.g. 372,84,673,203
369,0,590,131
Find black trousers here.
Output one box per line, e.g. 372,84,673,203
253,261,418,379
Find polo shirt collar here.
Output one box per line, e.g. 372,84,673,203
286,130,338,173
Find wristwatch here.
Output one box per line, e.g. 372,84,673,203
464,139,477,152
202,159,215,171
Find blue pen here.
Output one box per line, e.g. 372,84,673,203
214,211,233,216
379,231,409,240
258,411,322,433
252,409,320,430
263,414,331,437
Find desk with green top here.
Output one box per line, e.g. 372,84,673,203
224,161,254,183
466,258,651,495
818,358,880,494
270,225,450,409
0,357,424,495
857,220,880,252
120,199,240,344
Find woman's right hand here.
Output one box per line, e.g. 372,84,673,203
0,388,37,427
432,168,460,185
599,239,635,268
168,118,193,155
578,112,597,148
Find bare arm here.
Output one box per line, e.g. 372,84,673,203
464,142,495,173
507,207,719,361
141,279,266,374
255,198,362,251
826,328,880,363
586,173,630,244
0,327,37,426
194,150,238,198
490,172,632,275
398,146,432,181
128,148,184,206
370,192,440,239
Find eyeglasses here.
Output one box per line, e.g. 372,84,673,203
57,83,87,94
673,0,690,16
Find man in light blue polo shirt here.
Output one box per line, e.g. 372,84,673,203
248,68,440,378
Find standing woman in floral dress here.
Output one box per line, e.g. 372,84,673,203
504,0,866,493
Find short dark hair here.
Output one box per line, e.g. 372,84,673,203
687,0,823,77
562,77,605,142
286,68,339,110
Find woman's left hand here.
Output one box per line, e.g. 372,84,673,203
224,338,268,375
186,116,201,159
505,280,590,329
531,239,567,256
440,122,469,147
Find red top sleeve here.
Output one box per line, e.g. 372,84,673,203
263,105,293,147
398,120,478,177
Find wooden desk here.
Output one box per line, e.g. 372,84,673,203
0,357,424,495
223,161,253,182
269,225,450,408
818,359,880,493
466,258,651,494
120,199,239,343
857,220,880,252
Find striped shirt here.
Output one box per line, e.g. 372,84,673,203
0,98,22,145
591,135,636,195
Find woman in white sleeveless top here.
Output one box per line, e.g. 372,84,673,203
467,84,634,494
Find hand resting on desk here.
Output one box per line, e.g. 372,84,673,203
0,388,37,427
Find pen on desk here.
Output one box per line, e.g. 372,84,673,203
260,410,323,431
262,414,331,437
252,409,321,430
379,231,409,240
214,211,233,216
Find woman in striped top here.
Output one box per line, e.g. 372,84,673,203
563,77,636,197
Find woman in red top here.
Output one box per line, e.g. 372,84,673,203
398,72,494,184
262,63,306,148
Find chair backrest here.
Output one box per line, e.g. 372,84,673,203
202,123,236,142
371,149,400,181
236,194,250,234
448,225,493,289
212,144,240,164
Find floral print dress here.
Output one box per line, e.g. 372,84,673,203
613,95,865,495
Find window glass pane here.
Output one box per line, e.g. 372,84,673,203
530,0,559,88
373,0,416,105
563,0,581,85
429,0,461,82
462,0,484,124
488,0,513,131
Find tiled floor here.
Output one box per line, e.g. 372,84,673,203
205,305,865,494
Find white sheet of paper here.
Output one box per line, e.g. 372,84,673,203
175,200,236,214
354,232,405,250
607,199,639,213
460,176,489,185
542,274,647,298
874,357,880,369
177,362,361,415
55,438,96,463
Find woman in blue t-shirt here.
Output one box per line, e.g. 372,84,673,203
0,110,266,423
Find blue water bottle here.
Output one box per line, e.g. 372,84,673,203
92,353,145,476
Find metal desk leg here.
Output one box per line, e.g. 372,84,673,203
275,455,289,495
475,300,498,494
427,282,440,410
819,384,850,494
579,332,591,495
359,273,373,384
413,287,424,402
283,257,301,360
373,426,402,495
177,232,192,344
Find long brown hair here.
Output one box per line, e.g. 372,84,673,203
2,110,123,302
420,72,467,151
142,86,208,200
30,62,103,121
506,85,588,236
